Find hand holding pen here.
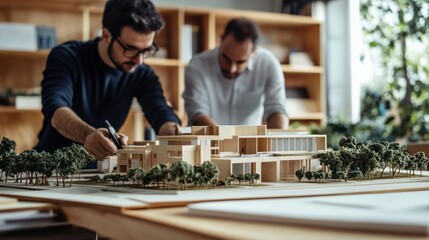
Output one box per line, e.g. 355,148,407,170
105,120,126,149
105,120,122,149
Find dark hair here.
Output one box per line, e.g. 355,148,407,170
223,18,260,46
102,0,164,38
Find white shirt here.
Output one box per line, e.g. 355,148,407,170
183,47,287,125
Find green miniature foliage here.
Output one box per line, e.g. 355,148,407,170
148,163,169,188
236,174,245,185
200,161,219,185
304,171,314,181
170,161,194,189
314,172,325,182
295,169,304,182
90,175,101,182
348,169,363,180
127,168,145,184
252,172,260,184
316,136,429,182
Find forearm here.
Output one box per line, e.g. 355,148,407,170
51,107,95,143
267,112,289,129
192,114,218,126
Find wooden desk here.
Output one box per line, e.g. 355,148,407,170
62,205,428,240
2,179,429,240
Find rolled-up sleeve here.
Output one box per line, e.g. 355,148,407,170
41,47,75,122
263,55,288,118
183,59,211,125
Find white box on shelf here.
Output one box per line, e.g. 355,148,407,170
15,95,41,110
0,22,37,51
289,52,314,67
286,99,317,113
180,24,193,63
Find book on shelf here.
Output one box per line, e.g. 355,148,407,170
180,24,200,63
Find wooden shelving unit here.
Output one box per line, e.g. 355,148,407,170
0,0,325,152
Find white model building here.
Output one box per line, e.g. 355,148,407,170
116,125,326,182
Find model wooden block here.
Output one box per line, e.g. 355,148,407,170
117,125,326,182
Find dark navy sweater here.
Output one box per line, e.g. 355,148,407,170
35,38,180,153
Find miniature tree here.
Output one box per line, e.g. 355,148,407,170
244,173,252,185
379,142,393,178
10,153,24,183
305,171,314,181
127,168,145,185
0,137,17,181
224,176,233,186
192,165,205,188
355,146,379,180
90,175,101,183
148,163,169,188
414,152,429,177
52,149,64,186
36,151,54,185
200,161,219,186
119,175,128,186
404,154,416,177
295,169,304,182
332,166,347,182
111,174,122,186
236,174,245,185
317,150,342,178
229,173,236,183
20,149,41,185
252,172,260,184
2,152,17,183
170,161,194,190
338,136,357,149
314,172,324,182
140,173,152,188
391,150,406,178
102,175,112,184
347,168,363,180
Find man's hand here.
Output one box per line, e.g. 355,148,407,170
267,112,289,129
84,128,127,160
158,122,180,135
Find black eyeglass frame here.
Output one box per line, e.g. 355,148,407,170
114,37,159,59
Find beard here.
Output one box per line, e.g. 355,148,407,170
221,68,240,79
107,41,137,73
118,61,137,73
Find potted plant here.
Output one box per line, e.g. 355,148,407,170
360,0,429,142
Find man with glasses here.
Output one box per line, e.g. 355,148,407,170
183,18,289,129
35,0,180,160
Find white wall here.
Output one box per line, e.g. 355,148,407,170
153,0,283,13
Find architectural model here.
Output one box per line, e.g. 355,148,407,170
116,125,327,182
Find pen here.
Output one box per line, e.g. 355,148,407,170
105,120,122,149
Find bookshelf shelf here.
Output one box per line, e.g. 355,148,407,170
0,50,50,58
282,65,323,74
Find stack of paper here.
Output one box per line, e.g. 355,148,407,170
189,191,429,235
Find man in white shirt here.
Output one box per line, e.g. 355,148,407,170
183,17,289,128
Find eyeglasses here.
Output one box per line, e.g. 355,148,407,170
114,37,159,59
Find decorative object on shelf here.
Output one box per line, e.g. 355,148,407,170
0,22,38,51
36,26,57,49
15,95,41,110
289,51,314,67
